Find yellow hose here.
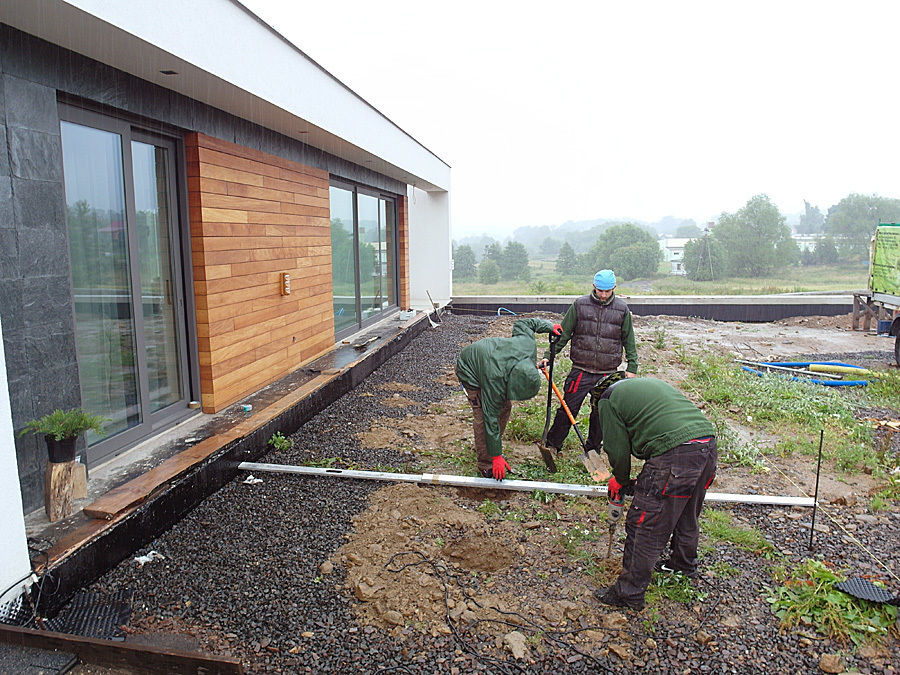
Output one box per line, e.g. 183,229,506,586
808,364,880,378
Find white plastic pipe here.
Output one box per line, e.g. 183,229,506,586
238,462,815,507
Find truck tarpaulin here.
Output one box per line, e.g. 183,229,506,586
870,224,900,297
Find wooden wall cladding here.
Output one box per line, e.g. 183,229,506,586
186,133,335,412
397,195,410,309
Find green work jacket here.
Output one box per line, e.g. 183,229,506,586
456,318,555,457
594,377,715,483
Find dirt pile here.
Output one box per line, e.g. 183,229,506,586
334,483,520,635
331,481,651,664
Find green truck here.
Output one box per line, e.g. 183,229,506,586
869,223,900,365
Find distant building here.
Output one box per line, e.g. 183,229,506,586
792,233,818,252
660,237,692,275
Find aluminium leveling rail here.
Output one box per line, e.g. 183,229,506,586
238,462,815,507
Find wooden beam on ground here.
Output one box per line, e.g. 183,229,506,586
239,462,817,507
0,624,243,675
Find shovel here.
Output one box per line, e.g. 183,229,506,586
538,364,610,482
538,333,559,472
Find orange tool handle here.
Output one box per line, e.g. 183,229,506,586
540,366,577,426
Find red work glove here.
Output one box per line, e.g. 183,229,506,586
552,323,563,336
608,475,624,503
492,455,511,480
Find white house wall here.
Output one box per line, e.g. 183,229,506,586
1,0,451,193
0,315,31,609
408,186,451,310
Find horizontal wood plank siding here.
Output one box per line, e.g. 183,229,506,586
186,133,334,412
398,195,410,309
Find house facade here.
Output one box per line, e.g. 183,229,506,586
660,237,690,275
0,0,451,530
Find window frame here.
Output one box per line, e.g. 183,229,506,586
58,100,199,466
330,178,401,340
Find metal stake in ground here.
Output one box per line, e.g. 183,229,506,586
808,429,824,551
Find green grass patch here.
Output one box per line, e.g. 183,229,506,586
868,472,900,512
267,431,291,452
646,572,707,605
418,446,477,474
454,263,866,296
858,368,900,410
477,499,502,518
766,559,899,648
684,352,879,474
706,560,740,578
558,525,605,576
701,508,774,554
652,326,668,350
707,415,768,471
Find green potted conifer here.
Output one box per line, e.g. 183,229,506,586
19,408,109,463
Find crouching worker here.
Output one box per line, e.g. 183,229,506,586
456,318,561,480
589,376,717,610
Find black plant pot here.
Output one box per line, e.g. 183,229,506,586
45,435,77,463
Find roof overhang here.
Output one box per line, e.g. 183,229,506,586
1,0,450,192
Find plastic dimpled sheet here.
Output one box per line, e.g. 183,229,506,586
835,578,900,606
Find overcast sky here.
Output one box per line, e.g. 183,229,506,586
242,0,900,238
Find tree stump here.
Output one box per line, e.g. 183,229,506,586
44,460,76,522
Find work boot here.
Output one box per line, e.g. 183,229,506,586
654,558,697,579
539,445,560,473
594,586,645,611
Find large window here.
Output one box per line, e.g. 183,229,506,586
60,105,193,466
330,182,398,336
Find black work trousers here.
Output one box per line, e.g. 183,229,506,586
545,368,608,451
611,437,717,603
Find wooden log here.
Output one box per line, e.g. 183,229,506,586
44,461,76,522
73,462,87,500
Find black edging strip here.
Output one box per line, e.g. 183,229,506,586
450,300,853,322
38,318,430,616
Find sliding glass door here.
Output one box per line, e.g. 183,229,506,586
60,107,191,465
329,181,399,337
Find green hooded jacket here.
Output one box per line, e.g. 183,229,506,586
594,377,715,483
456,318,555,457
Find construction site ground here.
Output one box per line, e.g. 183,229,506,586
74,311,898,674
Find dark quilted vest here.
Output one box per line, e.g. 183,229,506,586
570,294,628,373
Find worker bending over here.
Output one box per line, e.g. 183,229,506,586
456,318,561,480
590,376,717,610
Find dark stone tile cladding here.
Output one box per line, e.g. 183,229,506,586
0,66,76,514
0,22,411,513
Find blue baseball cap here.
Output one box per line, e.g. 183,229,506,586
593,269,616,290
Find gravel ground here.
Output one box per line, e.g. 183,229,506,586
82,314,899,674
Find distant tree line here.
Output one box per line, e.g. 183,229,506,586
681,193,900,280
452,240,531,284
452,191,900,285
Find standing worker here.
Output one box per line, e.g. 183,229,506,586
537,269,638,471
590,376,717,610
456,318,561,480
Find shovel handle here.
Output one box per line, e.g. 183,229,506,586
540,366,578,427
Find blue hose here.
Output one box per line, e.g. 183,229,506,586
497,307,518,316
